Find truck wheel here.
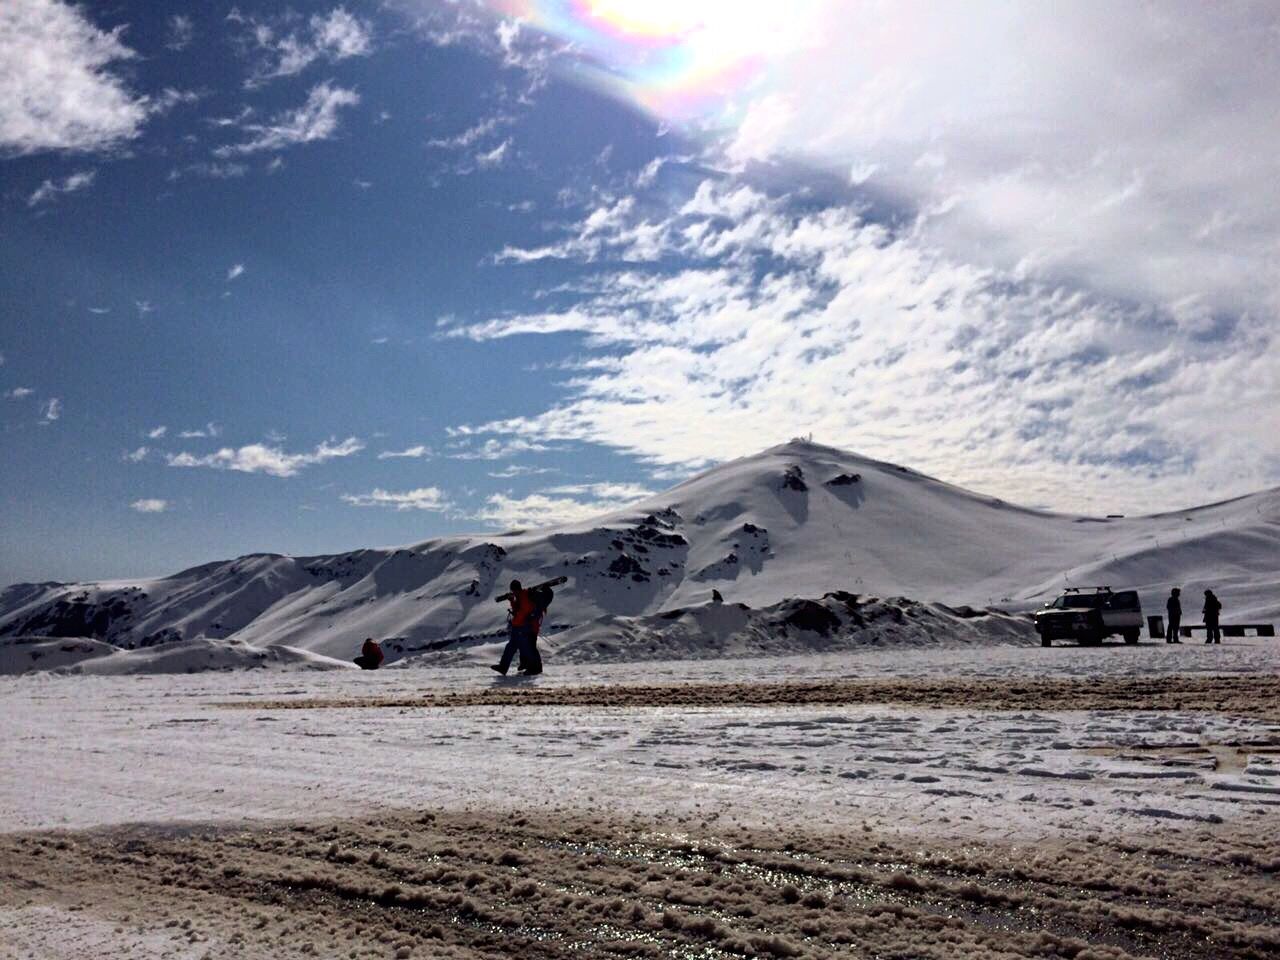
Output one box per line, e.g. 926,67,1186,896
1123,630,1139,645
1040,635,1051,648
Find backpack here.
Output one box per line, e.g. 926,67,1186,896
531,585,554,618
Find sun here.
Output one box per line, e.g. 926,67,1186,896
494,0,817,122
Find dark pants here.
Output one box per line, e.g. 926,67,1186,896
1166,616,1180,642
498,624,538,673
519,635,543,674
353,654,381,670
1205,618,1221,644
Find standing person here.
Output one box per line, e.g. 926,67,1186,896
1203,589,1222,645
520,585,551,676
1165,588,1182,644
491,580,537,675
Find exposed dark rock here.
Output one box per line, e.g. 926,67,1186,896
631,524,688,547
781,464,808,492
608,554,645,577
782,600,841,635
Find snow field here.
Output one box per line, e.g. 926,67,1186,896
3,644,1279,958
3,645,1278,840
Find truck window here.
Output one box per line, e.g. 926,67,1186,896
1069,594,1105,608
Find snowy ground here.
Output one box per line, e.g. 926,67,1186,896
3,642,1278,958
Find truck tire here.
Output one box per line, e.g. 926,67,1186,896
1123,629,1139,645
1041,635,1051,648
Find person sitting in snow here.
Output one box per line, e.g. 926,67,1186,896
354,637,384,670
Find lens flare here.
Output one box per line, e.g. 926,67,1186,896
492,0,816,123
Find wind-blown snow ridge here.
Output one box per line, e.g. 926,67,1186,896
2,440,1277,668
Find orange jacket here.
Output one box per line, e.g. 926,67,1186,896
509,589,536,627
361,639,384,665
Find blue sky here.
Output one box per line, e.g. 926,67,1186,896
2,1,1279,584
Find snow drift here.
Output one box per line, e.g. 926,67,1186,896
1,440,1276,669
0,635,351,676
474,593,1035,666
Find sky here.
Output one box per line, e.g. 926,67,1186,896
2,0,1278,585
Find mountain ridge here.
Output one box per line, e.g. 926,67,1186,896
3,440,1277,663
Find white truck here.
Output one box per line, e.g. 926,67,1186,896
1033,587,1144,647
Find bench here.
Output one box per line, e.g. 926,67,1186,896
1177,624,1274,638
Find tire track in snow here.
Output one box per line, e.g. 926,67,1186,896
2,810,1277,959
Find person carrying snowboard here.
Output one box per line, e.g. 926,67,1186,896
354,637,384,670
518,584,554,675
1203,589,1222,644
1165,588,1182,643
491,580,537,675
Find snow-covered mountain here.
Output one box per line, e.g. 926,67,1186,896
2,440,1277,666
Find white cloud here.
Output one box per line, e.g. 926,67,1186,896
167,161,247,181
486,196,671,265
215,82,360,156
4,387,34,399
40,397,61,422
167,437,363,478
226,263,245,281
473,484,652,530
147,425,167,439
474,137,511,169
376,444,432,460
487,463,554,478
240,7,373,86
123,445,149,463
342,486,450,511
427,115,509,150
165,14,194,52
135,300,153,314
484,2,1280,323
446,437,551,460
426,116,515,176
149,87,202,115
177,423,220,439
545,482,655,501
0,0,149,155
27,169,95,206
130,498,169,513
453,178,1280,514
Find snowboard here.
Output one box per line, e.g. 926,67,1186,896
494,575,568,603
